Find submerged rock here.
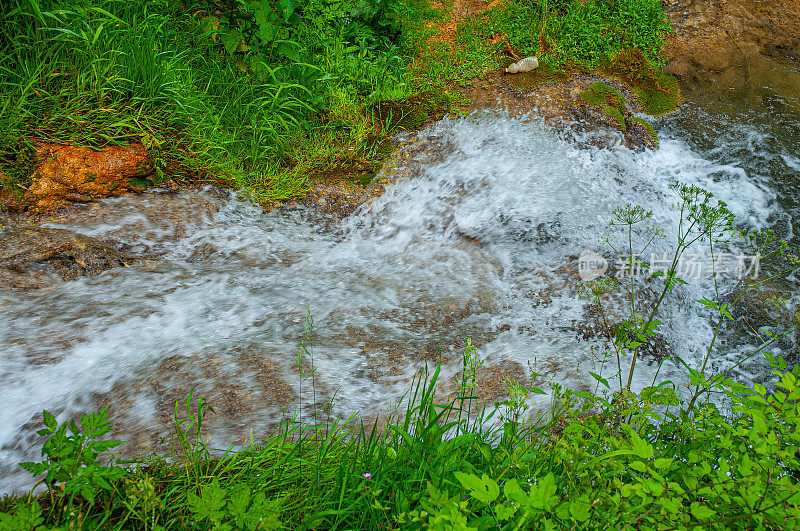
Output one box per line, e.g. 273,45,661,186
23,143,156,211
663,0,800,81
0,227,134,289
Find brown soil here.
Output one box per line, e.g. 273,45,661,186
664,0,800,72
663,0,800,98
425,0,505,49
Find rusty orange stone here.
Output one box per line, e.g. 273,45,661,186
24,143,154,210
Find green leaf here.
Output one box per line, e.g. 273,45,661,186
43,410,57,432
222,30,244,54
504,478,533,506
629,460,646,472
19,462,48,476
200,15,220,34
530,473,558,510
654,458,672,471
589,372,610,389
690,503,716,520
188,478,227,524
477,443,492,462
629,430,654,459
228,486,251,528
276,41,300,62
278,0,295,22
641,386,679,406
0,501,44,530
569,499,591,522
494,503,516,521
454,472,499,504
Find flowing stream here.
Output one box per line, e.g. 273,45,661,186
1,81,798,495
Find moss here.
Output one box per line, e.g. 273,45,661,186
504,59,572,91
629,117,659,148
579,82,625,111
607,49,681,116
633,70,681,116
603,105,626,132
127,176,152,191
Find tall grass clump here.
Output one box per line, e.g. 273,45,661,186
485,0,672,70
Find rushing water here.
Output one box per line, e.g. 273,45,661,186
1,94,798,494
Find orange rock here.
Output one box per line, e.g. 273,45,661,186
24,143,154,210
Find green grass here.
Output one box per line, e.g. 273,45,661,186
477,0,672,71
1,356,799,529
0,0,417,204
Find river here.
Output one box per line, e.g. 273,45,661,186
1,72,798,495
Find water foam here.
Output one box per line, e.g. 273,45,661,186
0,112,783,494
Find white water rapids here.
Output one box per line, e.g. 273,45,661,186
0,111,795,495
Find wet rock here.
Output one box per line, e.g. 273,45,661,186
0,227,133,289
23,143,155,211
572,80,663,151
301,179,385,221
733,282,799,332
663,0,800,78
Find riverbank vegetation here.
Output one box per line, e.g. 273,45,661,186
1,353,799,529
1,0,677,208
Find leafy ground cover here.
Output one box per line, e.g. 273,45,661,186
1,354,799,529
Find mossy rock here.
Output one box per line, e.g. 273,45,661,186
633,70,681,116
579,82,625,111
603,105,626,132
629,117,659,149
607,49,681,116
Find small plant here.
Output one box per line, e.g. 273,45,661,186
188,478,284,530
19,409,125,520
173,389,215,459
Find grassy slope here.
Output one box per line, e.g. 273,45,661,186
0,0,677,210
